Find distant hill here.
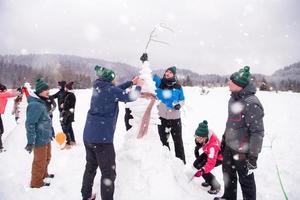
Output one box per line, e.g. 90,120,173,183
0,54,138,88
1,54,300,92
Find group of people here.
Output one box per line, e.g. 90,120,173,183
80,53,264,200
0,53,265,200
24,79,77,188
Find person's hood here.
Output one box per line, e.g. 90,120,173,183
27,92,45,104
93,78,114,89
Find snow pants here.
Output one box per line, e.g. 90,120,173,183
193,153,222,190
222,146,256,200
31,143,51,188
158,117,186,164
0,114,3,149
62,123,75,145
81,143,116,200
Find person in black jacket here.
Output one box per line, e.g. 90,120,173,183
52,81,67,128
61,81,76,149
214,66,264,200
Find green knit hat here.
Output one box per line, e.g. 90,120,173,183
95,65,116,82
230,66,251,88
195,120,209,137
166,66,177,75
35,78,49,94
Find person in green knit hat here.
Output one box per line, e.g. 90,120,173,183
215,66,265,200
25,78,54,188
190,120,223,195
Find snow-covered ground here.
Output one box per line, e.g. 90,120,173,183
0,87,299,200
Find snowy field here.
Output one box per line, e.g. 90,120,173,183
0,87,299,200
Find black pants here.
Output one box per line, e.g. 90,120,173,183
158,117,186,164
0,114,3,149
124,108,133,131
193,153,221,189
62,123,75,145
222,146,256,200
81,143,116,200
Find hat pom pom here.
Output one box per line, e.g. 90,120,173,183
95,65,101,71
244,66,250,72
203,120,208,125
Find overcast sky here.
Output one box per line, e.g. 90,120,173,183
0,0,299,75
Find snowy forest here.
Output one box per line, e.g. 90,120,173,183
1,54,300,92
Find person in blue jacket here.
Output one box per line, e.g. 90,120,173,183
81,65,143,200
141,53,186,164
25,79,53,188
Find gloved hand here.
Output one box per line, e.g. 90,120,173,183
194,169,204,177
173,104,181,110
25,144,34,154
246,156,257,175
140,53,148,62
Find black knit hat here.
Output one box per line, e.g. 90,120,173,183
35,79,49,94
58,81,66,88
230,66,251,88
65,81,74,90
195,120,209,137
0,83,7,92
166,66,176,75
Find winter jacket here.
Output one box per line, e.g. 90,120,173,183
52,89,67,112
224,82,264,158
194,131,223,173
153,75,185,119
0,90,18,114
61,91,76,124
83,79,141,143
25,93,52,146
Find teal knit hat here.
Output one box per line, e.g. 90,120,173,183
166,66,176,75
230,66,251,88
95,65,116,82
35,78,49,94
195,120,209,137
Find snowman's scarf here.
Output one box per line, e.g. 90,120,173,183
137,92,157,139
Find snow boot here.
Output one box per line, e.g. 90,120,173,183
201,182,210,187
208,187,220,194
83,193,96,200
43,182,50,187
213,197,227,200
46,174,55,178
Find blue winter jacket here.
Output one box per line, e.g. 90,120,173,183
25,94,52,146
153,75,185,109
83,79,141,143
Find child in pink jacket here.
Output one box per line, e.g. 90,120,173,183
193,120,223,195
0,83,19,152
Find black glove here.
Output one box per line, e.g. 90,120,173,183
25,144,34,154
17,87,22,93
247,156,257,170
173,104,181,110
140,53,148,62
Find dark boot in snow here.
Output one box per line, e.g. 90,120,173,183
45,174,55,178
208,187,220,194
201,182,210,187
214,197,227,200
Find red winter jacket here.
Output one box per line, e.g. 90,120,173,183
201,132,223,173
0,90,18,114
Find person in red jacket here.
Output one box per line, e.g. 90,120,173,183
193,120,223,195
0,83,19,152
